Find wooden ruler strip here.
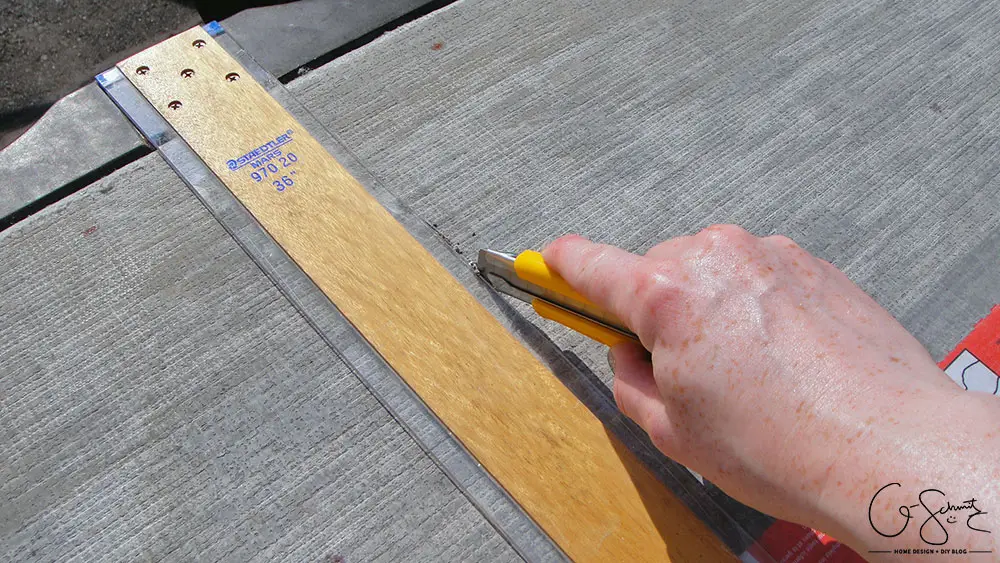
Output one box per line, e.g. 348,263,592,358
118,26,732,562
97,65,564,562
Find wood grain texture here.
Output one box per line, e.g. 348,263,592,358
0,156,518,561
118,26,733,562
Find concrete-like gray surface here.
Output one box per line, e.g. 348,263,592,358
266,87,760,552
0,83,145,224
292,0,1000,377
0,0,200,148
288,0,1000,550
224,0,436,78
0,0,450,230
0,154,519,562
6,0,1000,558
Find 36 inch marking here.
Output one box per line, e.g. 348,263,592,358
226,129,300,192
250,152,298,192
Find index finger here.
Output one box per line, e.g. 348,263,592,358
542,235,654,341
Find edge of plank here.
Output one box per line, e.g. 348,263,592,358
115,26,734,562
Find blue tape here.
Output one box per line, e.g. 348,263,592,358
203,21,225,37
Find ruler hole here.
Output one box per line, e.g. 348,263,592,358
135,66,150,75
225,72,240,82
192,39,206,48
180,68,195,78
167,100,183,110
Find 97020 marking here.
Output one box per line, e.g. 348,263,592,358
226,129,301,192
250,152,298,191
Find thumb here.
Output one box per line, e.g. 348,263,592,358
609,341,661,428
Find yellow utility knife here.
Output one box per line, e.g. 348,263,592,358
477,249,639,347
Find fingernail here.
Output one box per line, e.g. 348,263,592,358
607,348,616,373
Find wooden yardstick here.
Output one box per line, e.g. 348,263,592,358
117,26,733,562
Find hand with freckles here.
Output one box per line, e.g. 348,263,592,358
543,226,1000,559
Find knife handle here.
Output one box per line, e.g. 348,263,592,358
513,250,638,347
531,299,635,347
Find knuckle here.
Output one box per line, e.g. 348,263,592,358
578,246,616,301
644,240,673,258
702,223,750,242
632,262,678,312
765,234,799,249
695,224,754,256
629,262,682,343
645,237,685,257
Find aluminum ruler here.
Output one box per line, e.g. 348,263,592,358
97,21,763,562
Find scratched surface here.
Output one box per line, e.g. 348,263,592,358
0,155,520,562
286,0,1000,547
7,0,1000,558
115,27,733,562
291,0,1000,378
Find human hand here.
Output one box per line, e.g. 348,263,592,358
543,226,995,553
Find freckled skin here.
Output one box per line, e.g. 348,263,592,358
543,227,1000,560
